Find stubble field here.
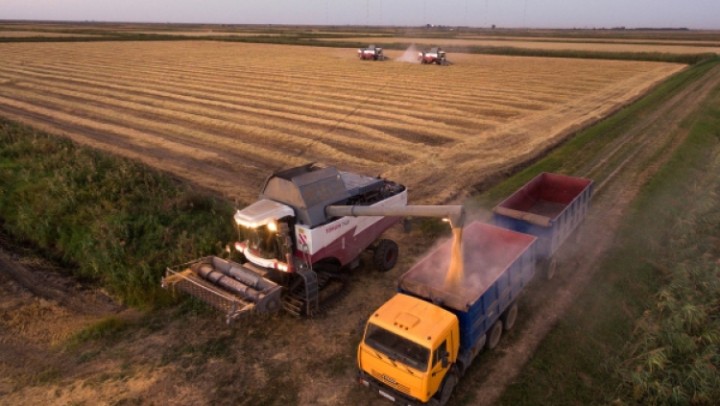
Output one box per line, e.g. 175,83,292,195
0,41,683,204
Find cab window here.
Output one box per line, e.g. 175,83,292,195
433,340,447,367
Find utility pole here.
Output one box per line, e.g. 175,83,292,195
366,0,370,26
423,0,427,25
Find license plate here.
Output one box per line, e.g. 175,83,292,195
378,390,395,402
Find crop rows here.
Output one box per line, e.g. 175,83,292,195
0,41,683,203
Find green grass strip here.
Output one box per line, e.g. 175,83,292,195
0,119,235,307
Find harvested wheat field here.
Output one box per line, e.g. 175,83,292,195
323,36,720,55
0,41,684,203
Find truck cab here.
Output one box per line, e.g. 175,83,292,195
358,293,460,405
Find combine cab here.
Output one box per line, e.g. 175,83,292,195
418,47,449,65
358,45,386,61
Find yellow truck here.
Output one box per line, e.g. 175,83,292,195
357,221,537,405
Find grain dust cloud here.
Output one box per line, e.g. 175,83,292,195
396,44,420,63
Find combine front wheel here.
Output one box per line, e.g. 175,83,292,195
373,239,398,272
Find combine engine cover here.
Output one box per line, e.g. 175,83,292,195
294,189,406,266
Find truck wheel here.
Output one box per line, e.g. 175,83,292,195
437,372,458,406
487,320,503,350
502,303,518,331
545,258,558,280
373,239,398,272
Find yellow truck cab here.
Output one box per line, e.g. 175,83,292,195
358,293,460,405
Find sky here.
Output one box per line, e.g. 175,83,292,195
1,0,718,30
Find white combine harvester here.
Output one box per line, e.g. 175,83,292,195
419,47,450,65
358,45,386,61
162,163,463,323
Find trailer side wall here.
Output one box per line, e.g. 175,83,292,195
452,243,536,357
493,173,593,259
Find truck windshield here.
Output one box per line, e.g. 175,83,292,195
237,224,288,260
364,324,429,372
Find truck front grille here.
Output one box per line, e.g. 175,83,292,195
371,370,410,395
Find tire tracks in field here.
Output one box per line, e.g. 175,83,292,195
465,63,720,406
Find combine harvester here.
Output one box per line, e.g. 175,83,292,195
163,163,463,323
418,47,449,65
357,172,593,405
358,45,386,61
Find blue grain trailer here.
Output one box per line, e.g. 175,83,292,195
357,221,537,405
493,172,593,279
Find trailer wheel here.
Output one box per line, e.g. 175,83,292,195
545,258,558,280
487,320,503,350
573,219,586,244
373,239,399,272
502,303,518,331
436,371,458,406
